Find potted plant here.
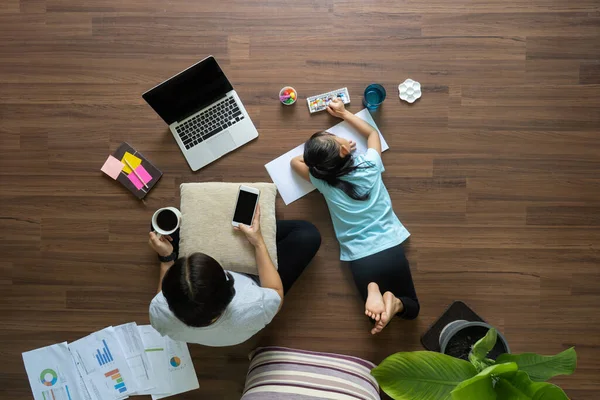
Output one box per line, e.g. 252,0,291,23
372,328,577,400
440,320,510,361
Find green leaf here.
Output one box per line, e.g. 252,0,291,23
371,351,477,400
470,328,498,364
496,348,577,382
451,362,518,400
495,371,569,400
474,362,519,379
450,374,496,400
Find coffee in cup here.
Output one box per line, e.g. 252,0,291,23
152,207,182,237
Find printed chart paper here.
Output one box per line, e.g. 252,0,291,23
22,324,200,400
265,108,389,205
115,322,154,394
152,335,199,400
69,327,137,400
23,342,89,400
137,325,172,396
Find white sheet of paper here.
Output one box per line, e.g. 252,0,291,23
265,108,389,205
22,342,90,400
264,143,316,206
114,323,154,394
151,336,199,400
137,325,172,396
68,326,137,400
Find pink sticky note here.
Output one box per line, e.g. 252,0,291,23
127,165,153,190
101,155,124,180
135,165,152,183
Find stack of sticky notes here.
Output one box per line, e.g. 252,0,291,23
101,142,163,199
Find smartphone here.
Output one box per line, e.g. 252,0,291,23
232,185,260,227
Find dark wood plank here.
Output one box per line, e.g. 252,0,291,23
580,61,600,84
527,36,600,60
423,12,600,36
526,206,600,226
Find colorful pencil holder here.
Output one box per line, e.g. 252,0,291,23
279,86,297,105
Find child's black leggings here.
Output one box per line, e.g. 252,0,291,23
348,244,420,319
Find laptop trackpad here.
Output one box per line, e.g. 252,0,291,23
210,131,237,155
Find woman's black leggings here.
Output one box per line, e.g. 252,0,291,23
348,244,420,320
275,220,322,294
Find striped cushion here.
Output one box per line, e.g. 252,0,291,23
242,346,380,400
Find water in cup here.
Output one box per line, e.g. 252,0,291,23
363,84,386,111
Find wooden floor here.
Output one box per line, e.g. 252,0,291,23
1,0,600,399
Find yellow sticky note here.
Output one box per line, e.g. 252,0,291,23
121,152,142,174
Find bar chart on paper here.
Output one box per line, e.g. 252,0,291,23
95,340,114,366
105,368,127,394
68,327,136,400
93,337,130,395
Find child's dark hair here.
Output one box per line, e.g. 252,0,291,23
162,253,235,327
303,131,371,201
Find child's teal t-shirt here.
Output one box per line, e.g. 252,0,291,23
309,148,410,261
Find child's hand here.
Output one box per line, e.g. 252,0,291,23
326,98,348,119
349,140,357,152
292,155,305,164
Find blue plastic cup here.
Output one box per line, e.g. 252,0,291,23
363,84,386,110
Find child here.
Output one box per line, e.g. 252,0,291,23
291,98,419,334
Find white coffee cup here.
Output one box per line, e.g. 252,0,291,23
152,207,182,237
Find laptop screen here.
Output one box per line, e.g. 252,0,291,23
142,56,234,125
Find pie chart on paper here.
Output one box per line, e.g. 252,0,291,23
170,356,181,367
40,368,58,386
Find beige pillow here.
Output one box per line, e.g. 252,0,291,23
179,182,278,275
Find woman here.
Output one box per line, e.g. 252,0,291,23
291,98,419,334
148,205,321,346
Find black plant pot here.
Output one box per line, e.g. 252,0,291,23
439,321,510,361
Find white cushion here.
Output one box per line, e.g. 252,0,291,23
179,182,277,275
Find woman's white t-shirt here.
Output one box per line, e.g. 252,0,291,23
149,271,281,347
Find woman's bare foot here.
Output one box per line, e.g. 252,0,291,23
371,291,404,335
365,282,385,322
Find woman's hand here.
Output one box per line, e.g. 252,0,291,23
148,232,174,257
234,204,265,248
326,98,349,119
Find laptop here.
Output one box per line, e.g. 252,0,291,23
142,56,259,171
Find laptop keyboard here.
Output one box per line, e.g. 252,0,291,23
175,96,245,150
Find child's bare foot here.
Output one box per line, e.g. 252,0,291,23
371,291,404,335
365,282,385,322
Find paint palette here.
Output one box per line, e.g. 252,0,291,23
307,87,351,113
398,79,422,103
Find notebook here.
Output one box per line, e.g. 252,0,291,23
101,142,163,199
